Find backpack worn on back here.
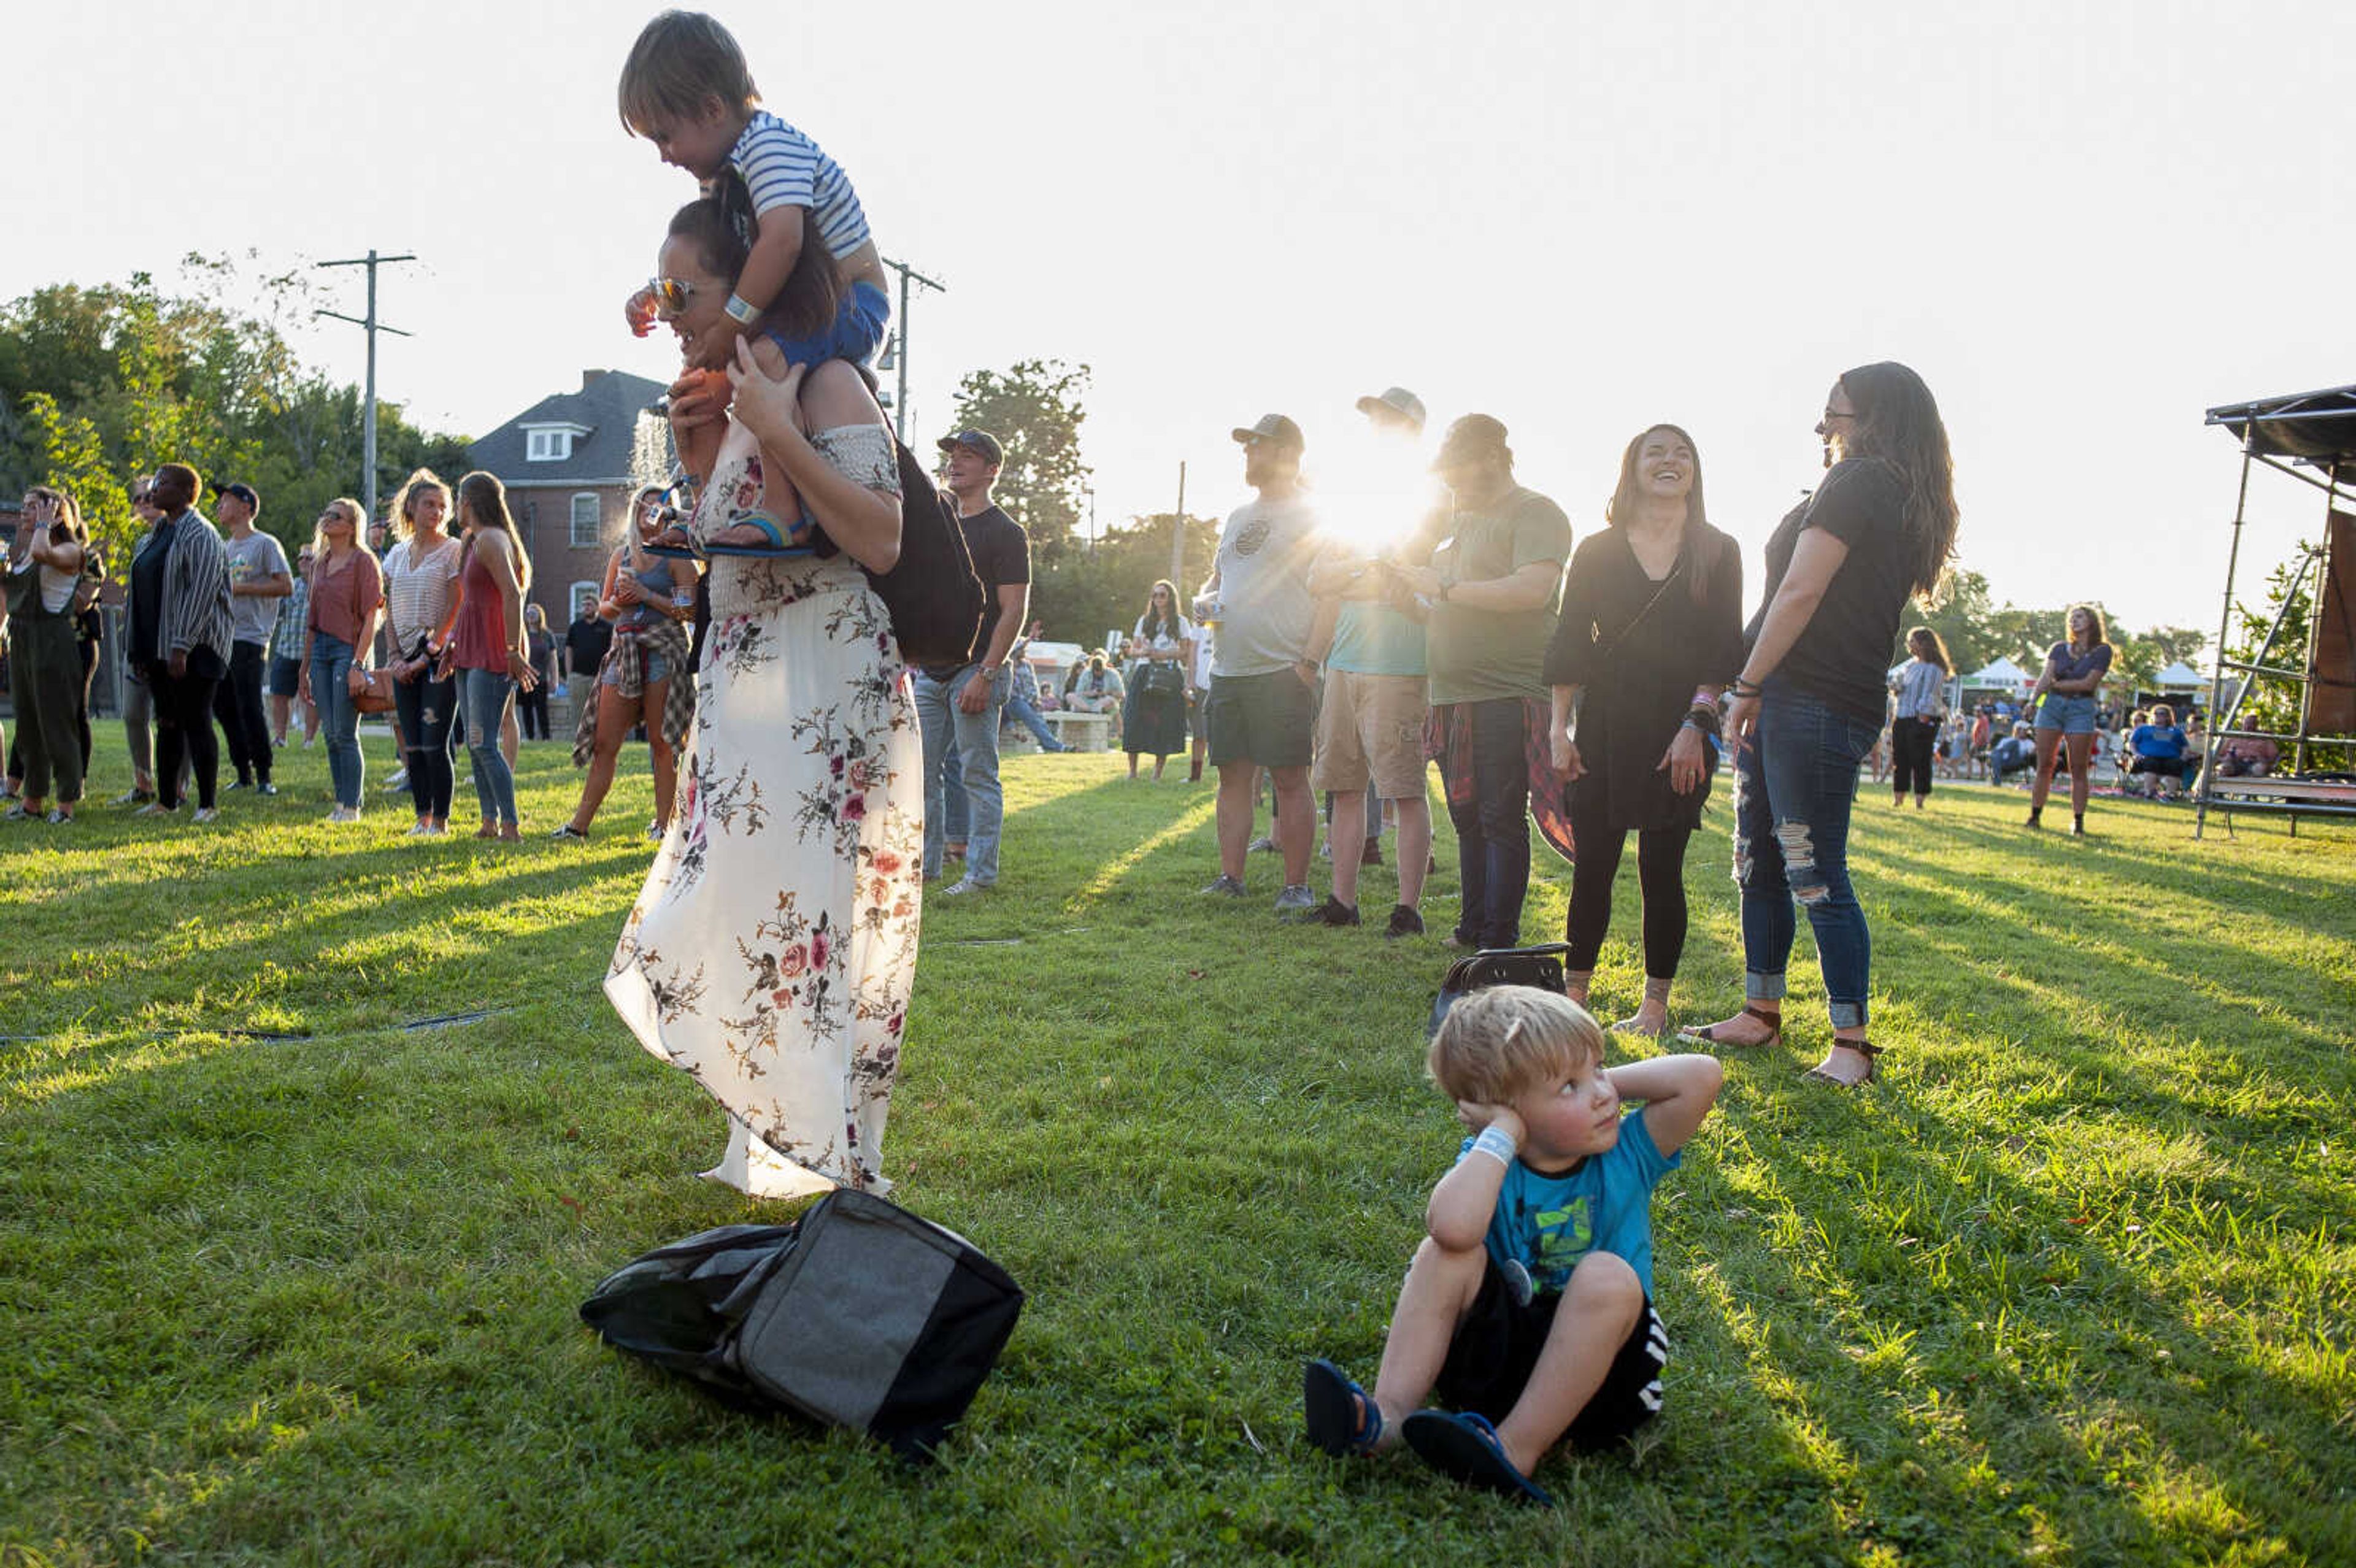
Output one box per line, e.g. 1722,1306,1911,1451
579,1189,1023,1461
805,386,987,667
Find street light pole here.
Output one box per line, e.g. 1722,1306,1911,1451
315,250,416,525
879,255,944,434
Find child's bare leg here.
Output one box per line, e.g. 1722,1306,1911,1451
1493,1251,1644,1477
1366,1237,1490,1450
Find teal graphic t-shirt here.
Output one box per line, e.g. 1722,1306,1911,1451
1458,1105,1679,1296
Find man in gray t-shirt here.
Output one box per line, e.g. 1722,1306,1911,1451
210,482,291,794
1193,414,1323,915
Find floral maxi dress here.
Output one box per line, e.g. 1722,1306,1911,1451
606,418,923,1198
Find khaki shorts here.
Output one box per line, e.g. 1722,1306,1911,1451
1312,669,1429,797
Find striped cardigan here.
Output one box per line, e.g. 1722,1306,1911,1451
154,509,233,663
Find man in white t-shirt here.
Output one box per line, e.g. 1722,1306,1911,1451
210,482,291,796
1195,414,1323,915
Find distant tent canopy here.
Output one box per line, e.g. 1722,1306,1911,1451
1963,656,2036,688
2154,660,2204,688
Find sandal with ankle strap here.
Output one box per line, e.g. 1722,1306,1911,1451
1303,1359,1384,1457
1803,1039,1884,1087
1677,1005,1782,1049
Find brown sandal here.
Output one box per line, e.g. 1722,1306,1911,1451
1679,1005,1782,1049
1802,1039,1884,1087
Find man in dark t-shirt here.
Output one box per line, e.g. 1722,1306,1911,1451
564,604,614,688
916,429,1032,894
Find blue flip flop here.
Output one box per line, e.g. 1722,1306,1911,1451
701,507,816,558
1401,1410,1554,1506
1302,1359,1384,1457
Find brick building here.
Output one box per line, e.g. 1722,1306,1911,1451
468,369,673,631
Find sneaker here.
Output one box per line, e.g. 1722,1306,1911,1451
1247,835,1278,854
383,769,410,793
255,782,279,797
45,809,72,825
939,877,991,896
1384,905,1426,940
549,823,590,842
647,819,664,842
191,807,220,823
1273,883,1318,915
1312,895,1361,927
110,788,155,807
1317,839,1333,861
135,802,177,818
1199,874,1247,897
223,780,250,793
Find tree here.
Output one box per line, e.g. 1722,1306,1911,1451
1029,510,1222,650
1,257,472,564
2222,546,2346,766
945,359,1090,558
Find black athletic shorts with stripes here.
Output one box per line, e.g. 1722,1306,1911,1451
1433,1256,1668,1450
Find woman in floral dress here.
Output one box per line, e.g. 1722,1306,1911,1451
605,198,921,1198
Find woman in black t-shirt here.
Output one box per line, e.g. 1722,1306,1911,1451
1545,424,1743,1036
1679,364,1960,1088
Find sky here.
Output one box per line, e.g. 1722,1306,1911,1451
13,0,2354,647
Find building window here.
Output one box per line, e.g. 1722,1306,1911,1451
527,429,575,463
569,493,601,548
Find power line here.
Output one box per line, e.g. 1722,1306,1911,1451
315,250,417,525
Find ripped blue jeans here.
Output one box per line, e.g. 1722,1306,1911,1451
1733,680,1881,1030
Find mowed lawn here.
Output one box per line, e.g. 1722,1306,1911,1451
2,729,2352,1567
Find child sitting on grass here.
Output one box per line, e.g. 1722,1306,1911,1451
1304,986,1722,1505
618,9,893,374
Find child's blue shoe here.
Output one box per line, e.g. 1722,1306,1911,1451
1401,1409,1555,1507
701,507,816,558
1302,1359,1384,1457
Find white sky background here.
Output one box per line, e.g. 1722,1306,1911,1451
12,0,2353,640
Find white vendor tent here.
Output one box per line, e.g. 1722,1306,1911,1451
2154,659,2204,690
1963,656,2036,690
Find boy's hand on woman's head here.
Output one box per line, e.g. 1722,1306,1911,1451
624,286,659,339
1455,1101,1525,1145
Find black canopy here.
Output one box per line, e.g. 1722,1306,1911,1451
2206,384,2356,465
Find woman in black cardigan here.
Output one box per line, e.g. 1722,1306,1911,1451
1545,425,1742,1036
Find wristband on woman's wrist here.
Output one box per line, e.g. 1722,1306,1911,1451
1471,1125,1519,1166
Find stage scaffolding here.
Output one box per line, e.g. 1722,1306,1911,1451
2196,385,2356,838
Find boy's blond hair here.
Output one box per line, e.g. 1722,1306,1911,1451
1426,987,1604,1105
618,10,760,135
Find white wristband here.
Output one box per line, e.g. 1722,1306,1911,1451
723,293,760,326
1471,1126,1518,1167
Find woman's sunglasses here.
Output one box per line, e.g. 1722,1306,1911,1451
646,277,707,319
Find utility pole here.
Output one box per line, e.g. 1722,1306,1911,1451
1169,461,1188,585
315,250,417,526
879,255,944,435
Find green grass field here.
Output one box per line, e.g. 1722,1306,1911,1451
3,731,2351,1566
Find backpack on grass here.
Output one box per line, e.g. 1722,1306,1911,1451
579,1188,1024,1461
1428,942,1572,1037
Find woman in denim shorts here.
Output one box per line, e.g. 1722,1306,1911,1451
2027,605,2112,836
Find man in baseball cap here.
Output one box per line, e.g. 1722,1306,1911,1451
1198,413,1323,916
917,427,1029,895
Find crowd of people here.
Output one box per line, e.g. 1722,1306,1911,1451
9,5,2225,1508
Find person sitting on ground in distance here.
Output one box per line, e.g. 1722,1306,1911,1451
1301,986,1722,1507
1988,720,2036,787
1064,651,1124,715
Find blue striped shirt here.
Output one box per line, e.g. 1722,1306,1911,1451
730,110,871,259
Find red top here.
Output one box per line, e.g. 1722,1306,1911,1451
449,544,509,672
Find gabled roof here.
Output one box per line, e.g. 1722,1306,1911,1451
469,370,672,482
